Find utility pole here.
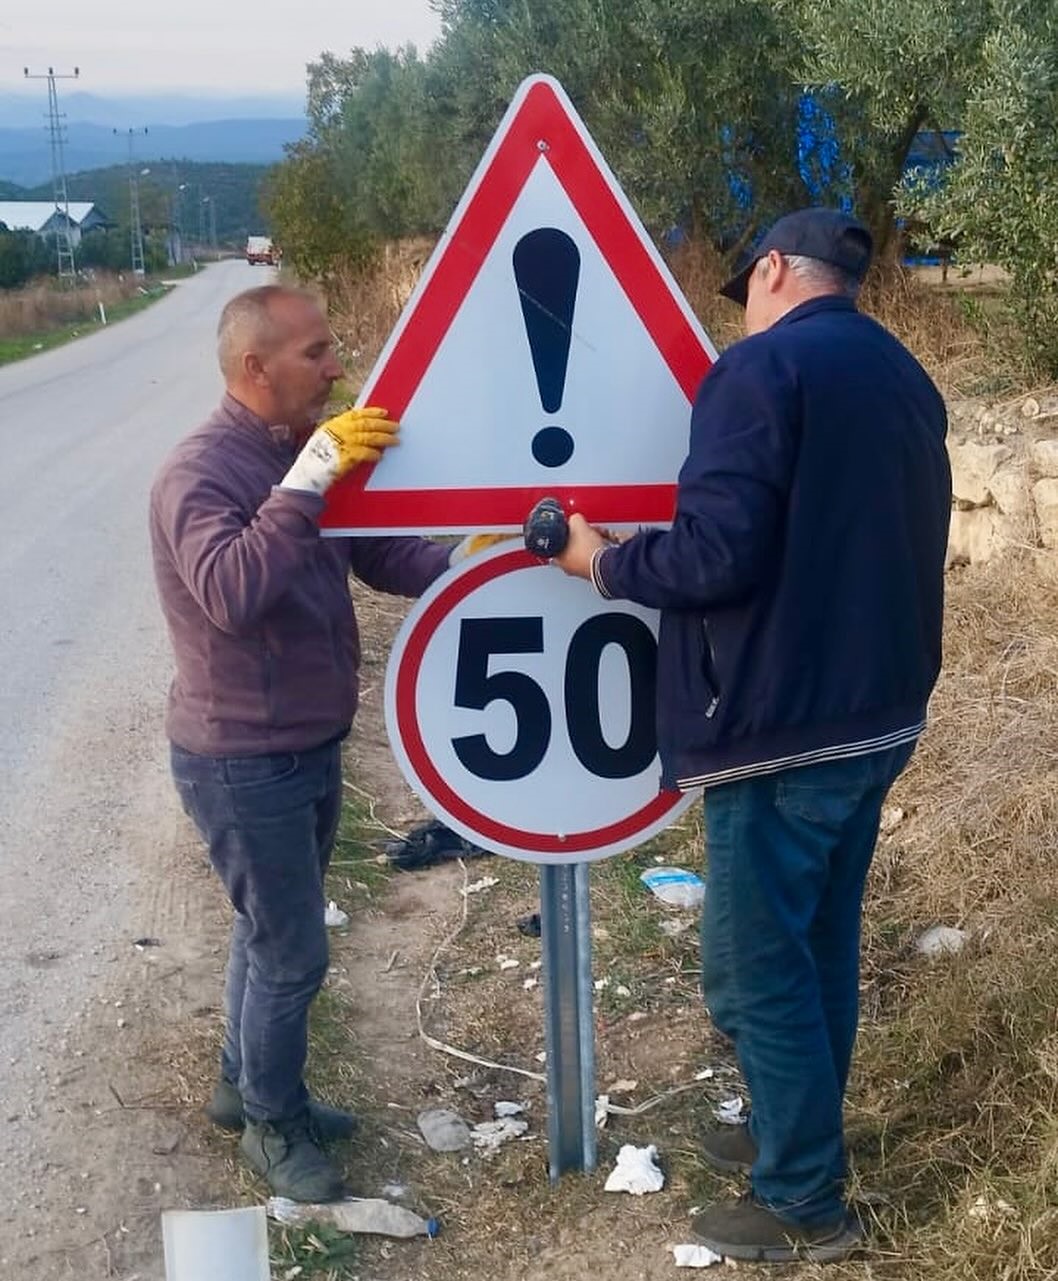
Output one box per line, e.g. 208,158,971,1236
169,168,184,265
115,127,148,276
23,65,79,283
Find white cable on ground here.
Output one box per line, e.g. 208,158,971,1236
414,860,730,1115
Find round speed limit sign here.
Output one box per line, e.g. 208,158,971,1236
384,544,694,862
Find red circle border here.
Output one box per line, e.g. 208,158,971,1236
393,548,684,856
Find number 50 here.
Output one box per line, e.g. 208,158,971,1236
451,614,657,783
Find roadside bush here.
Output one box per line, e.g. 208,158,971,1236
0,230,55,289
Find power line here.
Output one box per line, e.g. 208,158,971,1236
23,65,80,283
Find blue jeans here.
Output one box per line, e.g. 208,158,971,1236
701,742,914,1224
170,739,343,1122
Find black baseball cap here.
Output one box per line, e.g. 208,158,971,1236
719,208,873,306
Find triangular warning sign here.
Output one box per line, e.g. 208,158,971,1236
321,74,717,535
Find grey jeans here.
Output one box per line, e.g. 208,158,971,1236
170,738,342,1122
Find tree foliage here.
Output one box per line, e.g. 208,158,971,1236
900,0,1058,371
265,0,1058,370
0,229,53,288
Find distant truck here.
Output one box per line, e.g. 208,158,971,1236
246,236,278,266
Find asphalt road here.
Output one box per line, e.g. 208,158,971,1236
0,261,269,1258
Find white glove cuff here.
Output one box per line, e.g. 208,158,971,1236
280,431,339,495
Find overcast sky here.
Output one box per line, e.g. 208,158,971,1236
3,0,443,97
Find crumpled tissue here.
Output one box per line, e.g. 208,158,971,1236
603,1143,664,1195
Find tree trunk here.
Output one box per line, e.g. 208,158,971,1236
866,101,929,262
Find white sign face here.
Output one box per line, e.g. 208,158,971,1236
321,73,716,535
372,162,695,492
385,544,695,863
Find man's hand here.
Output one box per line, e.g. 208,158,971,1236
280,406,399,495
552,513,608,579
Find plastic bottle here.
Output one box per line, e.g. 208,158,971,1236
268,1196,439,1239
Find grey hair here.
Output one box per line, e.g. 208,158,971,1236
216,285,317,379
780,253,862,299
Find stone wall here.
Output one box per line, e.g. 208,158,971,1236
946,393,1058,566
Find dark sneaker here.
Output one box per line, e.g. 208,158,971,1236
205,1079,359,1140
701,1125,757,1175
693,1195,863,1263
240,1112,346,1202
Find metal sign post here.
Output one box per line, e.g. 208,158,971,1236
540,862,596,1181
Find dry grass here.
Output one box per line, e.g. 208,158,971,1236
327,239,435,390
843,557,1058,1279
0,273,144,338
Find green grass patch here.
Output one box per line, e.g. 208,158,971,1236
270,1221,360,1278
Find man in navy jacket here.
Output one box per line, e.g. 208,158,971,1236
553,210,951,1261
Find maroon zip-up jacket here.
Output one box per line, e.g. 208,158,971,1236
149,394,450,756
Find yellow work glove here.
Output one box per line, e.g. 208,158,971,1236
448,533,513,566
280,406,399,495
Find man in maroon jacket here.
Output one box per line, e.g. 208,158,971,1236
150,285,452,1202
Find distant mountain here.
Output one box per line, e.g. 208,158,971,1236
0,118,306,187
0,90,306,130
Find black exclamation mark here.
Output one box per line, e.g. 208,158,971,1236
513,228,580,467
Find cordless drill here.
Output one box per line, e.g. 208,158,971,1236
523,496,569,558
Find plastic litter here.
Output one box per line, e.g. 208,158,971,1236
968,1193,1016,1220
672,1243,724,1268
714,1096,745,1125
640,867,705,910
494,1101,525,1117
879,804,905,834
496,953,520,971
917,925,968,957
417,1107,471,1152
471,1116,529,1152
324,901,349,928
461,876,499,896
595,1094,610,1129
604,1143,665,1195
267,1196,439,1239
660,918,693,937
163,1206,268,1281
517,911,542,937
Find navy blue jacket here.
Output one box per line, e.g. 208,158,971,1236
593,295,951,790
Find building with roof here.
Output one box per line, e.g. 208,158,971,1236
0,201,111,247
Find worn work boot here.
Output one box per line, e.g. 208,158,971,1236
693,1195,863,1263
240,1112,346,1202
205,1079,359,1140
701,1124,758,1175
